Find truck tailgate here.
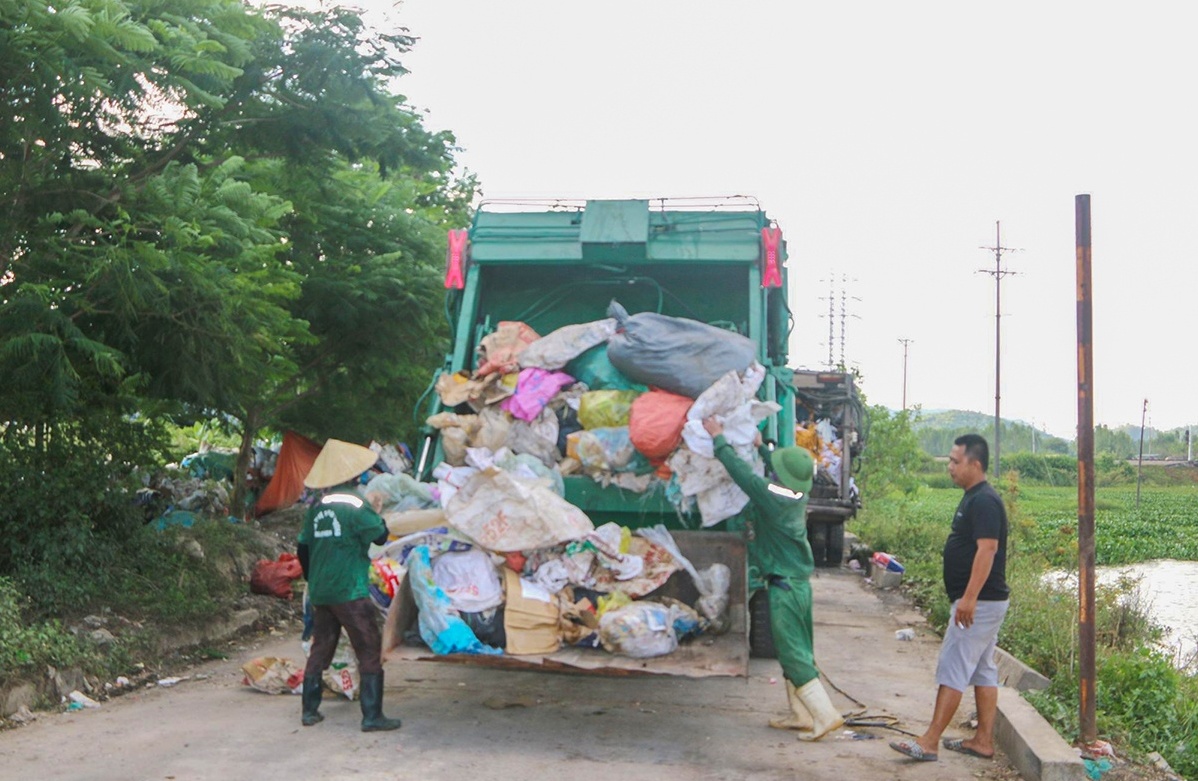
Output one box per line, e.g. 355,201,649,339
383,531,748,678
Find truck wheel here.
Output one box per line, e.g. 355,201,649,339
749,590,777,659
825,522,845,567
807,522,828,568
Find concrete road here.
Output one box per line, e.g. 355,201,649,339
0,570,1021,781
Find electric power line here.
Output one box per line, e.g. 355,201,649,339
978,221,1019,478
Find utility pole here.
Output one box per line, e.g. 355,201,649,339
1137,398,1148,510
1188,428,1193,462
898,338,913,411
837,275,861,371
979,221,1018,478
1074,193,1096,747
820,278,835,369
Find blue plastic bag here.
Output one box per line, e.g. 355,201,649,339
407,546,503,656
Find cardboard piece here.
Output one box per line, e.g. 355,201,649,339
502,568,561,656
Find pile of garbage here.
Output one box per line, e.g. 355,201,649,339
794,417,857,500
427,300,780,529
352,301,776,661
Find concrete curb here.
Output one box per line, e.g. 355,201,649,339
996,686,1087,781
996,646,1052,692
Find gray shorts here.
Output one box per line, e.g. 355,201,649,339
935,599,1009,691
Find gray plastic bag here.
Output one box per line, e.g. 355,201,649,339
605,300,757,399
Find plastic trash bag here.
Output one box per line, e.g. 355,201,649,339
472,406,512,452
495,450,565,496
476,321,539,377
681,365,777,458
599,601,679,658
665,448,754,526
241,657,303,695
566,427,647,474
432,549,505,613
636,525,732,627
250,554,303,600
629,390,693,462
605,300,756,399
321,632,361,699
504,406,560,467
519,318,618,370
407,546,503,656
427,412,481,466
446,467,593,551
366,472,437,514
566,343,644,391
578,389,640,430
501,368,576,422
435,370,516,410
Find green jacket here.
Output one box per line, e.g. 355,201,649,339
712,434,814,582
298,488,386,605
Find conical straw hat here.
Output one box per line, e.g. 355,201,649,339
303,439,379,489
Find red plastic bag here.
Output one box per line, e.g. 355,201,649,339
250,553,303,600
629,390,693,463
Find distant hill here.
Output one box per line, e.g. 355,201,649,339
910,409,1072,456
913,409,996,431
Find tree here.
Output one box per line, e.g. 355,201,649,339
858,405,930,498
2,0,474,554
1094,425,1137,459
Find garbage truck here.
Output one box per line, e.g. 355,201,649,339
792,370,865,568
403,197,798,676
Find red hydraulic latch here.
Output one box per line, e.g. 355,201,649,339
444,229,468,290
760,227,783,288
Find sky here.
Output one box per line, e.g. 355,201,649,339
331,0,1196,438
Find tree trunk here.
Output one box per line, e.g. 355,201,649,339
231,411,260,519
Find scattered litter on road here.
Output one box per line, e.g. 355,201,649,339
156,676,189,687
68,691,100,709
895,628,915,641
482,695,537,710
11,705,36,723
839,730,879,740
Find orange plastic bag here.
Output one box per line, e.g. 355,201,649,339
629,390,693,462
250,553,303,600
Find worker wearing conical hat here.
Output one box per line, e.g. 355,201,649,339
703,417,845,741
296,439,401,733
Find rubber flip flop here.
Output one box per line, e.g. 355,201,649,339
942,737,995,759
889,739,939,761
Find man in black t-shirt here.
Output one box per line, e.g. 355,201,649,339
891,434,1010,763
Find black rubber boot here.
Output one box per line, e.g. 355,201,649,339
301,675,324,726
359,671,402,732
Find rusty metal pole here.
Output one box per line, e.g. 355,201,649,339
1075,194,1097,745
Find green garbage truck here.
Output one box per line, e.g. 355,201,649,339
405,197,799,676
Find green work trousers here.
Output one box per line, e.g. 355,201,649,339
769,577,818,686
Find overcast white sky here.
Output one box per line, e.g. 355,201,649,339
340,0,1196,438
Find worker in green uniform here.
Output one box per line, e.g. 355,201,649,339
297,439,402,732
704,417,844,740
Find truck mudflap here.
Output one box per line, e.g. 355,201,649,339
382,531,749,678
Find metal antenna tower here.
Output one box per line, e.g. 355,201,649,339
898,338,914,411
978,221,1018,478
819,278,835,369
837,275,861,370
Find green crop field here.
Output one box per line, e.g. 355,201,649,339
856,482,1198,568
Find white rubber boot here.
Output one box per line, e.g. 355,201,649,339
769,680,814,732
794,678,845,741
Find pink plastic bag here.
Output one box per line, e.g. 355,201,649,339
501,368,575,422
